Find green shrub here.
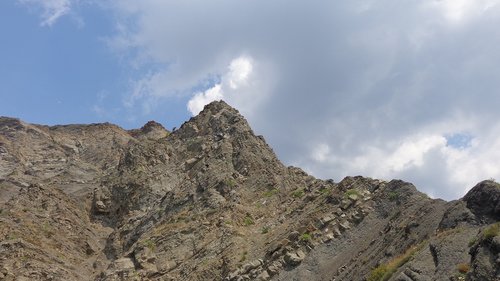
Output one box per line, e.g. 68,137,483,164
261,226,270,234
344,189,360,198
143,239,156,250
224,178,236,187
244,216,254,226
300,233,312,241
483,223,500,240
367,241,426,281
263,188,279,197
292,189,305,198
319,188,330,194
368,265,388,281
468,237,477,247
388,192,399,201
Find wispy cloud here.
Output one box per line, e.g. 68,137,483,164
18,0,72,26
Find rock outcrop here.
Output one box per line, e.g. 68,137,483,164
0,101,499,280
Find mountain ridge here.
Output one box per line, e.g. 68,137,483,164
0,101,499,280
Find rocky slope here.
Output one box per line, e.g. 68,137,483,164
0,101,499,281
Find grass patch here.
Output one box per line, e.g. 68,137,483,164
224,178,236,188
263,188,279,197
292,189,305,198
42,222,54,238
300,233,312,241
388,192,399,201
344,189,360,198
143,238,156,251
261,226,270,234
468,237,477,247
368,265,388,281
367,241,426,281
482,223,500,240
243,216,254,226
319,188,330,194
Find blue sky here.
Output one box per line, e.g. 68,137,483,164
0,1,190,129
3,0,500,200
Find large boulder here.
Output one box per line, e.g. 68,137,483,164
463,180,500,223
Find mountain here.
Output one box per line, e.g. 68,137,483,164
0,101,499,281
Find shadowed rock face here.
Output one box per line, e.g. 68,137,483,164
463,180,500,223
0,101,499,281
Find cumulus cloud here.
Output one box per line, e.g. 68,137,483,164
187,56,254,115
187,84,223,116
108,0,500,199
18,0,72,26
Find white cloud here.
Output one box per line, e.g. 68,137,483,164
312,143,331,163
228,57,253,90
431,0,500,23
186,56,255,116
18,0,72,26
385,135,446,173
107,0,500,200
187,84,223,116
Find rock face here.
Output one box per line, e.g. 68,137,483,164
0,100,499,280
463,180,500,223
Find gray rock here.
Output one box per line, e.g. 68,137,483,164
348,194,359,201
332,226,342,237
134,247,158,274
463,180,500,222
256,270,270,280
112,258,135,271
340,199,353,210
95,200,107,213
284,250,306,266
319,215,335,227
324,232,335,242
242,259,262,273
339,221,350,231
267,261,282,276
288,231,300,241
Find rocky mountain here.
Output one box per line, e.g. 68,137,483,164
0,101,499,281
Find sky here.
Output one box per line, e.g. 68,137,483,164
2,0,500,200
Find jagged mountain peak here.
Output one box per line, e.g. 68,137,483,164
140,120,166,131
129,120,169,140
175,100,252,139
199,99,237,114
1,109,500,280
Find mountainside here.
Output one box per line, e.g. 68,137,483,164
1,101,499,281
